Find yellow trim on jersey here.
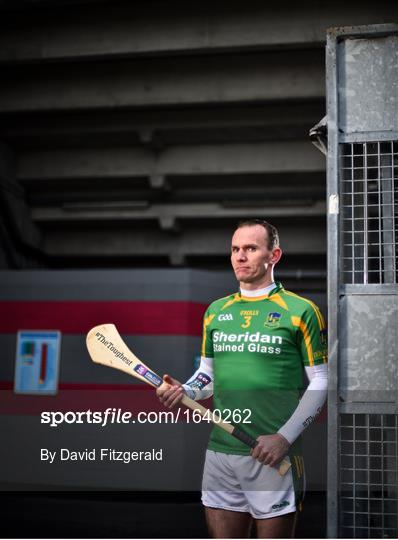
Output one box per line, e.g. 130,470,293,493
284,290,326,330
240,293,269,302
285,290,324,329
291,315,314,366
267,293,289,311
293,456,302,478
221,294,241,310
201,313,215,356
294,455,305,479
238,292,288,311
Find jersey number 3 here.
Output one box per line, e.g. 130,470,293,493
241,316,252,329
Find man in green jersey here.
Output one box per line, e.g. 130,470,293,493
157,219,328,538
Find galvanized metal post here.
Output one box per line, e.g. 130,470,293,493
326,25,340,539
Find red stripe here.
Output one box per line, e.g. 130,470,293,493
0,301,207,335
0,381,152,391
0,381,212,418
39,343,48,383
0,388,168,416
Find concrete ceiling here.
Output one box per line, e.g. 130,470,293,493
0,0,396,287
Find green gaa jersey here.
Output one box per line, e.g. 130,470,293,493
202,282,327,455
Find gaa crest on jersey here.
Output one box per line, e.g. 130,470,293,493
264,312,282,328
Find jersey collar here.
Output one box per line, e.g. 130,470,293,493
239,282,283,301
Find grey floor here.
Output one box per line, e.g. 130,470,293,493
1,492,326,538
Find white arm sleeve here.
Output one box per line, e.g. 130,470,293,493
182,356,214,400
277,363,328,445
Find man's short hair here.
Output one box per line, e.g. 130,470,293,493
237,219,279,250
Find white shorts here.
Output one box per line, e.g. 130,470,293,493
202,450,305,519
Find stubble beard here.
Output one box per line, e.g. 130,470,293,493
235,263,271,287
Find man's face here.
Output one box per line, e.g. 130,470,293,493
231,225,278,285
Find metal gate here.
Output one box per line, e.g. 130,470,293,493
327,25,398,538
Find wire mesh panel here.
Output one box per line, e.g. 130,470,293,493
340,414,398,538
340,141,398,284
